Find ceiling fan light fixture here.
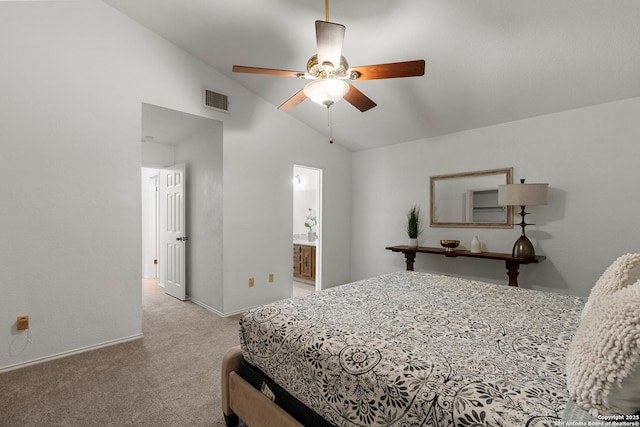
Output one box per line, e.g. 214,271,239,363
232,0,425,114
304,79,350,107
306,54,349,79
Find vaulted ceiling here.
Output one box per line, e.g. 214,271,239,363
104,0,640,152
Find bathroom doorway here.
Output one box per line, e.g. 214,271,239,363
292,165,322,296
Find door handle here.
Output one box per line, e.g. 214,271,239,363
176,237,189,241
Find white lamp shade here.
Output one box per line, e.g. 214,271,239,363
498,183,548,206
304,79,350,106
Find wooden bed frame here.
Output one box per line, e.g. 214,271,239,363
221,346,303,427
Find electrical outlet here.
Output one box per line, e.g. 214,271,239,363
269,273,274,283
249,278,254,287
17,315,29,331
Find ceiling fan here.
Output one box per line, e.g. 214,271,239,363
232,0,425,113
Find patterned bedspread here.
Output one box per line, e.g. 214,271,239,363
239,271,584,427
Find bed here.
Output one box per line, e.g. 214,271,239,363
222,271,591,426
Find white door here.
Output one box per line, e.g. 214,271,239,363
159,164,187,300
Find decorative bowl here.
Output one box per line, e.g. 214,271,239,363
440,239,460,252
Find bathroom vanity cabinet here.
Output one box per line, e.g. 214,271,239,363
293,244,316,282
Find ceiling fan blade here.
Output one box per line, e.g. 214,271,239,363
350,60,426,80
316,20,345,69
278,89,307,110
232,65,303,78
344,83,376,112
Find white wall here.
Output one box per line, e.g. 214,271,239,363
293,191,317,236
175,123,224,312
352,97,640,298
222,104,352,312
142,142,175,168
293,166,319,237
0,1,352,370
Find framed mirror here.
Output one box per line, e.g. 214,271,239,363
430,168,513,228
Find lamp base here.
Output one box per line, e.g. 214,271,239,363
512,235,536,258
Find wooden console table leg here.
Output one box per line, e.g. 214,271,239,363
404,252,416,271
505,261,520,287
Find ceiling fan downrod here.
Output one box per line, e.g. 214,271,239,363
325,0,329,22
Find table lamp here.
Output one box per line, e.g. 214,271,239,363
498,179,548,258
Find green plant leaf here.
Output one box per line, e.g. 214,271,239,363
406,204,423,238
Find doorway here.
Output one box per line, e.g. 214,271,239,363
292,165,322,296
140,103,224,310
141,167,162,297
141,167,160,281
141,164,188,300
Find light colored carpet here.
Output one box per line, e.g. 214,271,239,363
0,289,242,427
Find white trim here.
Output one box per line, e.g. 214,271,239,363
190,297,257,317
189,297,224,316
0,334,143,373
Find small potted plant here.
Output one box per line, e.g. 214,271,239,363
304,208,317,242
406,204,423,248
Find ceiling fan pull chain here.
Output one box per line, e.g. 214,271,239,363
328,105,334,144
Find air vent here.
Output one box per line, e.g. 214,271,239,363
204,89,229,112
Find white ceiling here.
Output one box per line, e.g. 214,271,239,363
104,0,640,152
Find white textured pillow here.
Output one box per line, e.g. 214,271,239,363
582,253,640,319
566,280,640,416
609,364,640,415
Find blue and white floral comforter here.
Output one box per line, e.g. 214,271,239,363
239,271,583,427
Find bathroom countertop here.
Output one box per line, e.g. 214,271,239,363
293,239,317,246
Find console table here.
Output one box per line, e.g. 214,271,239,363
385,245,546,287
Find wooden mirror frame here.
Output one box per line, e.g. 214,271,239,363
430,168,513,228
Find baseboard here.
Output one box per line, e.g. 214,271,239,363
190,297,262,317
0,333,143,373
221,304,261,317
189,297,225,316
